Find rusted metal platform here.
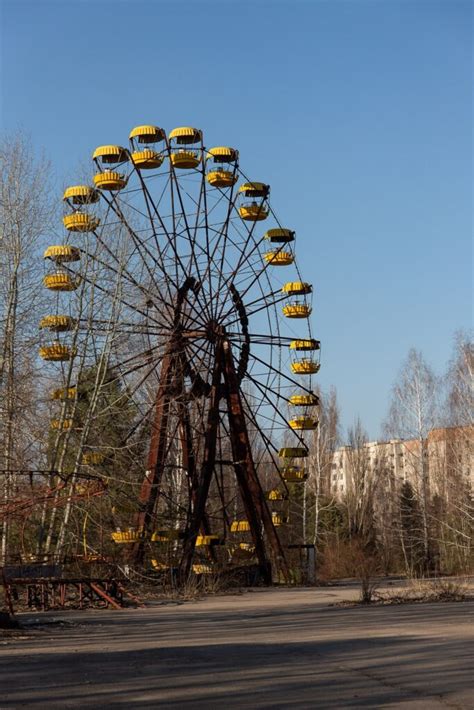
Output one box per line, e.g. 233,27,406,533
2,574,142,612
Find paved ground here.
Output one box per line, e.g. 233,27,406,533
0,586,473,709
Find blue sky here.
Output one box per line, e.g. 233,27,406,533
1,0,472,439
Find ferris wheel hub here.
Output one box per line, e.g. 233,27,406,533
205,319,225,343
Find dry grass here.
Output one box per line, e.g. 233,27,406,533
149,571,231,602
377,577,474,604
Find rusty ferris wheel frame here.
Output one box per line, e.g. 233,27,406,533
41,125,321,582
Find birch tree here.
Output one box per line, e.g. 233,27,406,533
0,133,54,564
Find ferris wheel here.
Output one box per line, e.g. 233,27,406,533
39,124,321,582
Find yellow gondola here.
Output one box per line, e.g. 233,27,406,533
240,204,269,221
129,125,166,169
39,343,75,361
92,145,129,164
93,171,127,191
238,182,269,221
169,127,202,169
196,535,221,546
51,418,74,430
278,447,308,459
291,359,320,375
63,213,100,232
289,416,319,431
282,303,312,318
206,146,238,187
129,125,166,143
44,245,80,262
230,520,250,532
39,315,75,332
43,273,79,291
272,512,288,526
290,339,320,351
111,529,142,543
63,185,99,204
282,281,312,296
51,386,76,400
264,228,295,243
266,488,288,501
281,466,308,482
131,149,164,169
289,393,320,407
207,169,237,187
264,250,294,265
170,150,201,169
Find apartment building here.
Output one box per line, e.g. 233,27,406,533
329,426,473,500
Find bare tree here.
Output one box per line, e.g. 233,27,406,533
307,386,340,561
446,330,473,429
0,133,54,564
433,332,474,572
343,419,380,543
384,348,439,572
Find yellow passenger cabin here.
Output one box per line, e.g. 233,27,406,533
169,126,202,169
289,393,320,407
291,359,320,375
51,386,76,400
282,281,312,296
206,146,239,187
44,245,80,263
281,466,308,483
263,249,294,266
129,125,165,168
195,535,221,546
266,488,288,501
290,339,320,352
39,315,75,332
272,511,288,527
131,149,164,169
238,182,270,221
51,418,74,430
63,212,100,232
92,145,129,190
289,416,319,431
43,273,79,291
230,520,251,532
39,343,75,361
92,145,129,164
282,303,312,318
63,185,100,205
93,171,127,191
264,228,295,243
111,529,142,544
129,125,166,144
278,447,309,459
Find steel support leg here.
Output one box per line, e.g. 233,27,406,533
222,339,288,583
